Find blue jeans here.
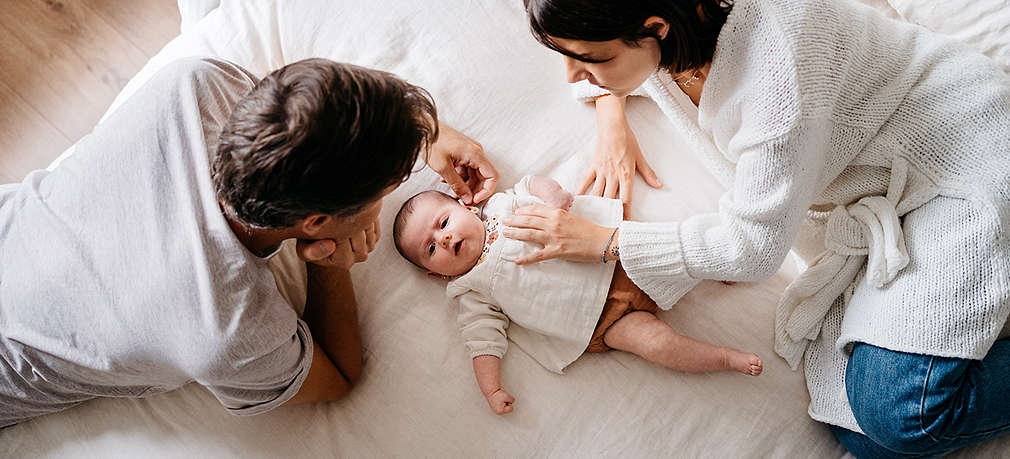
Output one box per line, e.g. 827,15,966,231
831,340,1010,458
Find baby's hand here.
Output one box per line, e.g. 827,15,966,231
528,175,574,211
485,388,515,415
545,189,574,211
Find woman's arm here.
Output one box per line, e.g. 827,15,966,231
580,95,663,216
503,127,827,307
501,205,616,265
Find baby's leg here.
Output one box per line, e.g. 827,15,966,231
603,311,762,376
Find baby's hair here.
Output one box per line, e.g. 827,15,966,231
392,190,458,269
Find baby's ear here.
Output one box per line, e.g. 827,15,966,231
466,205,480,215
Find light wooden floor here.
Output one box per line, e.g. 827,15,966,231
0,0,181,184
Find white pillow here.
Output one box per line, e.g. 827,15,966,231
177,0,221,33
887,0,1010,73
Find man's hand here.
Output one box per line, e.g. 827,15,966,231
485,388,515,415
428,122,499,205
297,219,380,269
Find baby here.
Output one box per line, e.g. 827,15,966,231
393,176,762,415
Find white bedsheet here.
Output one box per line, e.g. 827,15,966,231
6,0,1009,457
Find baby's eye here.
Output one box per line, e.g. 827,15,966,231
428,244,435,256
440,218,448,229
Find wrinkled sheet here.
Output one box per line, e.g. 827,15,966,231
5,0,1008,457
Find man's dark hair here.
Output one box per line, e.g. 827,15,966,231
392,190,457,269
525,0,732,74
213,58,438,229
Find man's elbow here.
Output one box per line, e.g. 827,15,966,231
289,345,364,405
311,371,359,404
320,356,363,403
340,347,363,385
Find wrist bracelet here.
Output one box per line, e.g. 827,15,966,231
603,227,619,263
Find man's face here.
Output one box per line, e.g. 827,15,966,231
315,185,395,241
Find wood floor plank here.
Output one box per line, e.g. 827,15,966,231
0,0,179,183
4,0,150,94
0,79,72,184
80,0,181,57
0,0,151,140
0,21,93,142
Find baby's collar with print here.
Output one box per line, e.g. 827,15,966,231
472,215,501,269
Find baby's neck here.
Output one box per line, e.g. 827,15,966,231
458,221,488,277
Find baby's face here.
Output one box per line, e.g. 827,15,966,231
399,195,485,277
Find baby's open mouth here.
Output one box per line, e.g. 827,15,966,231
454,240,462,255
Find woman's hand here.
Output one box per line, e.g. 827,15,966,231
502,205,614,264
298,219,380,270
427,121,499,205
581,95,663,216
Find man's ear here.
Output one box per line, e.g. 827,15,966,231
643,16,670,40
300,214,331,237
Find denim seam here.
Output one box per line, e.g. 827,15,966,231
922,358,1010,442
919,357,941,443
938,421,1010,441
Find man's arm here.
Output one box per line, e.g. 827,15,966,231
427,121,499,204
284,264,362,405
284,219,380,405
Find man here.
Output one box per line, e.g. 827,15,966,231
0,57,498,426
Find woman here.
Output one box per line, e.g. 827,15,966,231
508,0,1010,456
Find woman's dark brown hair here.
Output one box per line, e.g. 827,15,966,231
213,58,438,229
525,0,732,73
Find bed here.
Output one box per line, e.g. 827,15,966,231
5,0,1009,456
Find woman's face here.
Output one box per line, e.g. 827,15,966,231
550,35,663,98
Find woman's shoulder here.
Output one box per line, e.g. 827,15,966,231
703,0,892,146
701,0,804,149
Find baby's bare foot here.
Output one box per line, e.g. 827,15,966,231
728,351,763,376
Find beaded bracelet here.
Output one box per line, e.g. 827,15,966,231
603,227,619,263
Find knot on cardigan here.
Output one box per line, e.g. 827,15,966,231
774,158,928,370
824,196,910,286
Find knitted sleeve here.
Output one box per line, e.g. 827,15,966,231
619,126,827,308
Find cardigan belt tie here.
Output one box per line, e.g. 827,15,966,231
774,158,928,370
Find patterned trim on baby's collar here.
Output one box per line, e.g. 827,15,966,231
473,215,501,268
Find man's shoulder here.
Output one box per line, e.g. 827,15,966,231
150,57,259,93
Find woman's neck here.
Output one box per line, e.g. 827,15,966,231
671,62,711,107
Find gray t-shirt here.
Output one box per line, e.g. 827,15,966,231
0,58,313,428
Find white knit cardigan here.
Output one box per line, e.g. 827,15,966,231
576,0,1010,431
